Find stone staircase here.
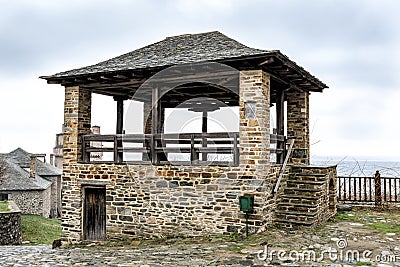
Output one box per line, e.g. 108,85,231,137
274,168,331,228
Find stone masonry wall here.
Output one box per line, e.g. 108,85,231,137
63,163,283,243
9,188,51,217
47,175,59,217
286,91,310,165
0,201,21,245
61,71,279,243
296,165,337,224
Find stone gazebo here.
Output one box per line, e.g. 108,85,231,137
41,31,337,243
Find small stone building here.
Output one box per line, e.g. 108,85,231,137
0,148,62,217
41,31,337,243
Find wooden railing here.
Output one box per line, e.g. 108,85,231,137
338,176,400,203
82,132,240,166
82,132,286,166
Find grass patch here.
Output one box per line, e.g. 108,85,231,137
368,221,400,234
21,215,61,245
335,208,400,234
0,200,9,212
356,261,372,266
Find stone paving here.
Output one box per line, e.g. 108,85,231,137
0,242,255,267
1,209,400,266
1,236,399,267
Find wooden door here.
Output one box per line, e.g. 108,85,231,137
83,187,106,241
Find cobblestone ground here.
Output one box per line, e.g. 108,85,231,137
1,209,400,267
0,242,257,267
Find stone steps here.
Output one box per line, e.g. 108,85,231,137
275,174,323,228
286,179,326,186
274,218,314,227
279,194,319,200
278,194,320,206
277,201,318,211
275,209,318,217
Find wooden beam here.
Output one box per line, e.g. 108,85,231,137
201,111,208,162
276,89,285,164
151,87,160,164
114,96,125,163
258,57,274,66
202,111,208,133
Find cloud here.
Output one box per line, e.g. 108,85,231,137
0,0,399,161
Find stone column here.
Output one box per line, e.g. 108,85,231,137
62,86,92,166
239,70,271,228
286,91,310,165
62,85,91,242
239,70,270,171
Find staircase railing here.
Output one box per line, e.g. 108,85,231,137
273,139,295,194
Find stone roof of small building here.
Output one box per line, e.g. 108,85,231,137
40,31,327,92
0,158,52,191
45,31,267,78
2,148,62,176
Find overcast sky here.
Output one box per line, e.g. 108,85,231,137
0,0,399,162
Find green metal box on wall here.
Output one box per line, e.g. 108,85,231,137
239,195,254,212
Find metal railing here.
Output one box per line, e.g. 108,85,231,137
337,176,400,203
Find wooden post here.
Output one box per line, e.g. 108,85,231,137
151,88,160,164
190,134,198,164
233,132,239,166
374,170,382,207
114,97,125,163
276,90,285,164
201,111,208,162
82,136,88,163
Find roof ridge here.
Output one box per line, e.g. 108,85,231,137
165,30,221,39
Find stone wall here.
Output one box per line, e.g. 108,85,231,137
46,175,61,217
62,163,284,243
9,188,51,217
0,201,22,245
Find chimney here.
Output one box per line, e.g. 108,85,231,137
92,125,100,135
30,155,37,178
50,154,54,166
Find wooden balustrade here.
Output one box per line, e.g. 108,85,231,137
82,132,286,166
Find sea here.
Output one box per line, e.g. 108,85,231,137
311,157,400,177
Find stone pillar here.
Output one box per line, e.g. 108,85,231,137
62,86,91,242
239,70,270,171
286,91,310,165
239,70,271,227
62,86,92,166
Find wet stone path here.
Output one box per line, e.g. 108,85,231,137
0,243,257,267
1,239,399,267
2,208,400,267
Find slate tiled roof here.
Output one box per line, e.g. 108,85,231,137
42,31,271,78
0,158,51,191
2,148,61,176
